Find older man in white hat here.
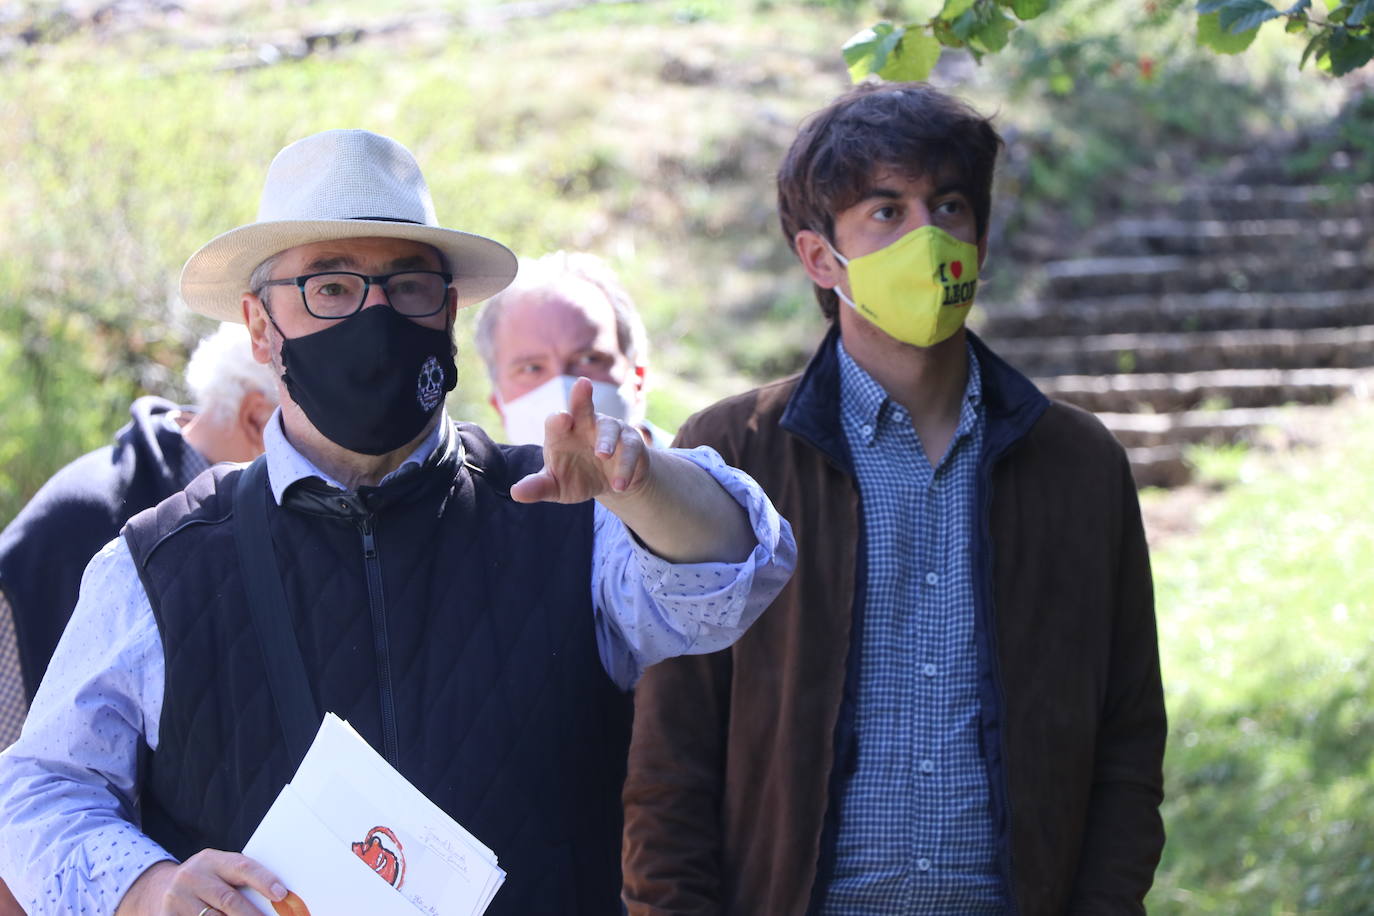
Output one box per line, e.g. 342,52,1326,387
0,130,795,916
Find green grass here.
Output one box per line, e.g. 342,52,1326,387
1146,402,1374,913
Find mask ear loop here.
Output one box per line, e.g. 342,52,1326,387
815,231,859,312
254,287,294,341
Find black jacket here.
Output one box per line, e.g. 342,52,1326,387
0,396,193,697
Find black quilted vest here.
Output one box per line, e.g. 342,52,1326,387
122,423,632,915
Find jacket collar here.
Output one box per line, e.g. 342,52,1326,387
281,419,464,519
967,329,1050,462
780,324,853,472
780,325,1049,470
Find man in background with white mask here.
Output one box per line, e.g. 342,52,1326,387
622,81,1165,914
476,251,672,447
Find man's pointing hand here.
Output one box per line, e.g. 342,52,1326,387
509,376,651,505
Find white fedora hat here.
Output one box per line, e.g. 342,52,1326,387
180,129,517,322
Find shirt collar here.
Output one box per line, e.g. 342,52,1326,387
262,407,449,505
836,336,985,448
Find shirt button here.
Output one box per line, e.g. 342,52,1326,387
925,572,939,585
917,857,932,872
920,759,935,774
922,663,937,677
860,424,873,437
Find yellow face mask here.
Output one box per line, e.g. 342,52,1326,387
824,225,980,348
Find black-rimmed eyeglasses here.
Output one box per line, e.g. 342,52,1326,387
258,270,453,320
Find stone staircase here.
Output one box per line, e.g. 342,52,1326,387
976,182,1374,487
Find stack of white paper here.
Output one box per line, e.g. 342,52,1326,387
242,713,506,915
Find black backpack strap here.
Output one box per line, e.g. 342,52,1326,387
233,456,320,765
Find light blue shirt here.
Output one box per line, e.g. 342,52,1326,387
0,410,795,915
820,340,1004,913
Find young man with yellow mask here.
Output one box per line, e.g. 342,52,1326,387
622,82,1166,914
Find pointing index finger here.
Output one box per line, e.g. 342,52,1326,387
567,376,596,427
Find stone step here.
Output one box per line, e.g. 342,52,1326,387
976,289,1374,338
996,325,1374,377
1088,216,1368,258
1127,445,1192,489
1037,368,1371,414
1041,249,1372,300
1100,405,1313,450
1161,183,1374,221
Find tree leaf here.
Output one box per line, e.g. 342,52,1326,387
1217,0,1282,33
1011,0,1051,19
1327,28,1374,74
1197,0,1232,12
1197,11,1261,51
933,18,966,47
940,0,978,20
1286,16,1310,31
879,31,943,81
906,0,947,19
1283,0,1312,13
951,8,981,40
1299,29,1330,67
1349,0,1374,25
842,22,906,83
972,10,1016,51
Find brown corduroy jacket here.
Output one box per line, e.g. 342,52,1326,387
622,330,1166,915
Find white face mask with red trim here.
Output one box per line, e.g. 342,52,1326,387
822,224,980,348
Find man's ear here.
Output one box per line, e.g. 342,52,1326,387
793,230,843,289
488,392,503,420
243,297,274,365
631,363,647,395
239,389,275,455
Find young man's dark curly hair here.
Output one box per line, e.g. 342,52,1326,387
777,82,1003,321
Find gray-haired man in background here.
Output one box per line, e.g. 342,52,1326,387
0,322,278,741
476,251,673,447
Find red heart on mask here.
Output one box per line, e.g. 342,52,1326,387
950,261,963,279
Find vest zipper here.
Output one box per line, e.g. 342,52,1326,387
359,515,400,768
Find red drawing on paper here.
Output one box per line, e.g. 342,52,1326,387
352,825,406,888
271,890,312,915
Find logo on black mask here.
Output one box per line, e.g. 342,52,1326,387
416,355,445,411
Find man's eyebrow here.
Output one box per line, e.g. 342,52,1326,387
387,255,435,271
505,350,548,367
855,187,903,203
303,255,354,272
301,254,437,273
854,182,971,204
933,180,972,199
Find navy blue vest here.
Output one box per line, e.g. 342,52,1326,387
123,423,632,914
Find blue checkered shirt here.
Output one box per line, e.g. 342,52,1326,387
819,339,1005,913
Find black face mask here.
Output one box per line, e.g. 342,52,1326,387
276,306,456,456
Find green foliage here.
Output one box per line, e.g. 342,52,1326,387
847,0,1373,80
1146,405,1374,911
843,21,941,80
841,0,1054,80
1195,0,1373,75
1198,9,1262,52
